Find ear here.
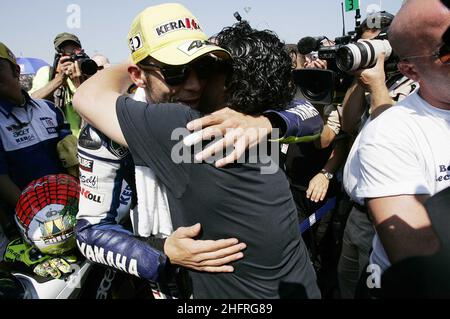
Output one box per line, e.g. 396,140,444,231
128,65,146,88
397,60,421,82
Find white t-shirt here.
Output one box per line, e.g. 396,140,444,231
344,77,417,205
354,90,450,272
344,123,369,206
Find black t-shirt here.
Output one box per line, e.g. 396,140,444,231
116,96,320,299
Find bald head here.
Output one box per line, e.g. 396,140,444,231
389,0,450,58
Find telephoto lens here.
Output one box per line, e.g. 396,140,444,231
336,39,392,72
79,59,99,76
70,53,98,76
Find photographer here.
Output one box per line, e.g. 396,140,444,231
338,11,419,298
30,33,96,137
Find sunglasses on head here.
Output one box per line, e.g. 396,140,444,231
402,42,450,64
140,57,230,86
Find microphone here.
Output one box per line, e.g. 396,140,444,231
297,36,326,55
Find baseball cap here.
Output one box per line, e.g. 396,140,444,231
0,42,17,66
54,33,82,50
127,3,231,66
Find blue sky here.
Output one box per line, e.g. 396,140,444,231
0,0,404,64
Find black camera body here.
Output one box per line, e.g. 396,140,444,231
318,35,354,60
67,52,98,76
296,32,357,105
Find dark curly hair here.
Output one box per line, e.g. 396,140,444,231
215,21,296,115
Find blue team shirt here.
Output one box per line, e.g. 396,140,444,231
0,91,69,190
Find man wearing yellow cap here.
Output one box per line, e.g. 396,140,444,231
0,42,75,261
75,3,321,299
74,4,249,299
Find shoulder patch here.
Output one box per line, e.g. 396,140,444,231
78,125,103,150
108,140,129,159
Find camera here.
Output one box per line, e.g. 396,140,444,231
296,34,355,105
336,39,391,72
336,28,399,74
295,11,398,105
297,34,357,71
68,52,98,76
293,69,337,105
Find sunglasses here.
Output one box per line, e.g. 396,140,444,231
140,57,230,86
402,42,450,64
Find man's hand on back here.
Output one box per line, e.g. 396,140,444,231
184,108,272,168
164,223,247,273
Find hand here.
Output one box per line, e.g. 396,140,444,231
56,56,72,75
356,52,387,92
304,59,327,70
306,173,330,203
55,56,73,85
68,60,84,88
184,108,272,168
164,224,247,273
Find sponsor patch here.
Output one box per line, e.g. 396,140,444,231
80,173,99,189
78,155,94,173
79,126,103,150
9,127,36,145
108,141,129,159
40,117,57,135
129,33,143,53
80,188,105,204
155,17,201,37
177,40,210,56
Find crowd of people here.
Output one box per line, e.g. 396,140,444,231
0,0,450,299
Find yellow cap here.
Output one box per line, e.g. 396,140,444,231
127,3,231,66
0,42,17,66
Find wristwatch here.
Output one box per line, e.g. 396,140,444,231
320,169,334,180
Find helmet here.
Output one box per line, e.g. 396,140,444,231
15,174,80,255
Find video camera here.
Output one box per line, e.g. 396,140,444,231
295,33,356,105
